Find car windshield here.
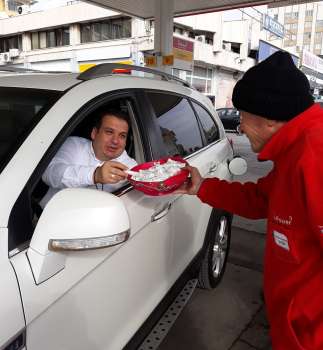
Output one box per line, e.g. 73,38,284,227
0,87,62,172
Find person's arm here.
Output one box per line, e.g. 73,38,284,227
198,173,273,219
176,165,273,219
42,137,96,189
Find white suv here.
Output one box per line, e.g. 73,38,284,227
0,64,240,350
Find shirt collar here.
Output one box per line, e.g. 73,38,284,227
258,104,321,162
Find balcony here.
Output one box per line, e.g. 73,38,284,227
193,40,255,72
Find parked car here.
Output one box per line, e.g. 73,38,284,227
0,64,246,350
217,107,241,133
314,98,323,108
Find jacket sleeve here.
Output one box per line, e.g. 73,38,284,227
289,144,323,349
197,171,274,219
42,137,96,189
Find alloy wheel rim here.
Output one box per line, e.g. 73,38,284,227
212,216,228,278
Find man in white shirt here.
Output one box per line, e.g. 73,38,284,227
40,109,137,208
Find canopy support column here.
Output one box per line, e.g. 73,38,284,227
154,0,174,73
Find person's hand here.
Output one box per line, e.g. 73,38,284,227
94,161,128,184
174,165,204,195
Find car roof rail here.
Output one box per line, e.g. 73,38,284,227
77,63,193,88
0,66,69,74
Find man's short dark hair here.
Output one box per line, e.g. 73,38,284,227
93,108,130,130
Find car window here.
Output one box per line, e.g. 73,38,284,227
0,87,62,173
192,102,219,145
146,92,203,157
8,96,143,254
218,109,228,118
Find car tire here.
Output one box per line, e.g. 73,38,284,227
198,211,232,290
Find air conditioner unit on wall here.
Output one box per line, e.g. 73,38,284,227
2,52,12,62
9,48,20,58
195,35,205,43
223,42,231,51
17,5,30,15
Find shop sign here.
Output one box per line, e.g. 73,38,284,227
162,55,174,66
173,37,194,62
145,56,157,67
262,14,284,39
302,50,323,74
258,40,299,66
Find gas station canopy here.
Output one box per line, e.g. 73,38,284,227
86,0,312,19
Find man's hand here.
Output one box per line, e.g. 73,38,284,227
174,165,204,195
94,161,128,184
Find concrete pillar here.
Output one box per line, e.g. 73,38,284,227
69,24,80,72
70,23,80,46
22,32,31,52
154,0,174,73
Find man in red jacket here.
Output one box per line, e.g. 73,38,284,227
178,51,323,350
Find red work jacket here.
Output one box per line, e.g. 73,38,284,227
198,104,323,350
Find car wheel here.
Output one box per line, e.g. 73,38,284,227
198,211,231,290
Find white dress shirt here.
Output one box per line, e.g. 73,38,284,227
40,136,137,208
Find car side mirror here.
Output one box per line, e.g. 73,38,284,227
228,157,247,176
27,188,130,284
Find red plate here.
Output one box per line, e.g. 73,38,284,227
127,156,189,196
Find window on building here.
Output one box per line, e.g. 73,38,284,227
30,27,70,50
174,27,183,35
315,32,323,41
80,17,131,43
31,32,39,50
304,32,312,41
304,21,312,29
147,92,203,157
304,44,310,50
305,10,313,17
316,20,323,28
292,12,299,19
284,40,294,48
291,23,298,30
47,31,56,48
189,66,213,93
285,12,299,20
0,35,22,53
274,14,278,21
39,32,46,49
315,43,321,50
285,12,291,20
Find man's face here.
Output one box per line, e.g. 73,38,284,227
91,114,129,161
239,111,277,153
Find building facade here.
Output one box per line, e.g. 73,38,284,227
1,1,322,106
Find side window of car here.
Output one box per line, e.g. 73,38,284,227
146,92,203,157
192,101,219,145
8,97,142,254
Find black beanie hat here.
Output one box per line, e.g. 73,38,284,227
232,51,314,121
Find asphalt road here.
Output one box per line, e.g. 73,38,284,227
158,132,273,350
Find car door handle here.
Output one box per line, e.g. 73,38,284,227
151,202,172,222
208,162,218,174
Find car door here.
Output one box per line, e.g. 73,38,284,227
145,91,233,278
0,228,25,350
7,84,174,350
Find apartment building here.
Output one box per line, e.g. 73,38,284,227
266,2,323,55
0,1,258,107
266,2,323,94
